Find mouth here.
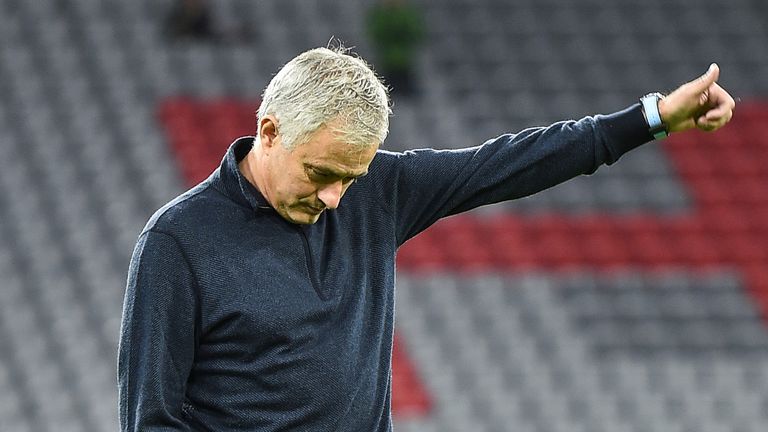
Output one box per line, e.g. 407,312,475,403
303,205,325,214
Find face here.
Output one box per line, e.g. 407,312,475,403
255,119,378,225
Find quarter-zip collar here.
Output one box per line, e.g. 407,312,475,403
216,136,273,213
214,137,328,299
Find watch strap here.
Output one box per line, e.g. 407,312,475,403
640,93,668,140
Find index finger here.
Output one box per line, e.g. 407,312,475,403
704,83,736,120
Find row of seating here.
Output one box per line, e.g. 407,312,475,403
395,273,768,432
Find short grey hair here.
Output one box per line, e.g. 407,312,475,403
258,47,391,150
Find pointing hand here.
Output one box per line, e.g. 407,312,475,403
658,63,736,133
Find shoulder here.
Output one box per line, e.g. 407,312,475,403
357,149,407,192
367,146,478,180
348,147,452,209
369,149,399,171
140,180,247,239
368,148,438,173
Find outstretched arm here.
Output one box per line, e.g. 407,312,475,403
374,64,736,245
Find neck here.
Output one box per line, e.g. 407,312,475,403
238,147,265,195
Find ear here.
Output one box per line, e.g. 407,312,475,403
258,115,279,150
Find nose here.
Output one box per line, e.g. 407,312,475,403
317,181,343,209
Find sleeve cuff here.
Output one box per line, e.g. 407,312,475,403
596,103,655,164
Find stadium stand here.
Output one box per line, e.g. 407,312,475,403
0,0,765,431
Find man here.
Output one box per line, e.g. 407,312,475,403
118,47,734,431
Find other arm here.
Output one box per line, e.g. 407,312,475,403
118,230,198,432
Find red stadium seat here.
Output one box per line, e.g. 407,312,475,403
391,335,431,417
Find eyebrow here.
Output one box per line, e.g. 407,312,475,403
309,164,368,178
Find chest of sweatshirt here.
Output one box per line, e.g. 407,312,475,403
164,184,399,358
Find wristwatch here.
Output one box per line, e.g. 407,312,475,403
640,92,668,140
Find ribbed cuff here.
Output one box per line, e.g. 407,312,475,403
598,103,655,164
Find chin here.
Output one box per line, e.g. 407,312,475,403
283,210,322,225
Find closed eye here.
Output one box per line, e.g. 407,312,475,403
308,167,335,182
306,165,362,185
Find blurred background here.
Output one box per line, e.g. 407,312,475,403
0,0,767,431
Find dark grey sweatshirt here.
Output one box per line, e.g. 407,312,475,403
118,104,652,431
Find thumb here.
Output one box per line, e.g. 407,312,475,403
690,63,720,93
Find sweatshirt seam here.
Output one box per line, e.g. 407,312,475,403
360,156,399,246
375,192,398,247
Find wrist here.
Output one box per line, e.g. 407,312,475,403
658,97,669,126
640,92,669,140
